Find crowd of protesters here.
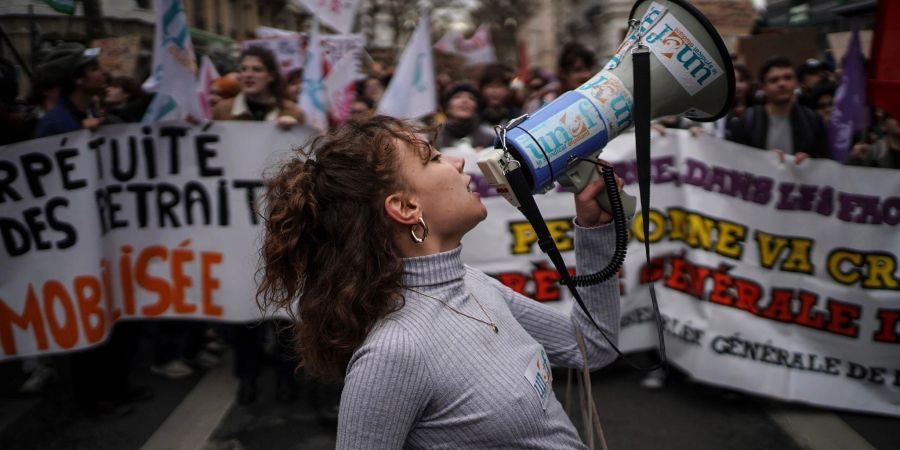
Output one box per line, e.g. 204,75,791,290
0,31,896,422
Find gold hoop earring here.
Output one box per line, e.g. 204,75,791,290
410,216,429,244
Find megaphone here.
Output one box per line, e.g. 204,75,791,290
477,0,735,206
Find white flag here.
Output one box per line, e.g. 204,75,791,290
434,24,496,66
196,55,220,120
142,0,203,123
433,29,462,53
294,0,361,34
377,15,436,120
324,50,364,122
298,18,328,132
459,25,496,65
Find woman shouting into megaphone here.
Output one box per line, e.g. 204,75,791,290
257,116,622,449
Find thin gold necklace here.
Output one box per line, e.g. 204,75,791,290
406,288,499,334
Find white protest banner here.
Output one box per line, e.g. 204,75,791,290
0,122,316,360
241,34,306,76
377,14,437,119
2,128,898,417
142,0,203,123
453,130,900,417
294,0,361,34
320,34,366,68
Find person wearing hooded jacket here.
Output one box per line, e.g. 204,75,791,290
435,82,496,150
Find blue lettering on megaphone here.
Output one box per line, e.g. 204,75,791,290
515,98,605,169
646,24,673,44
578,71,633,131
676,46,715,85
606,3,666,70
610,94,633,129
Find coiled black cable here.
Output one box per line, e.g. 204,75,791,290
570,160,629,286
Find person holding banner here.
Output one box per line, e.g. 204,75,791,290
213,47,304,129
35,43,107,138
214,45,305,405
727,56,830,164
257,116,622,448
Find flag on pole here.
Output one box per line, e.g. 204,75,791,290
43,0,76,14
142,0,202,123
828,21,867,163
867,0,900,121
324,50,365,122
433,29,462,53
196,55,220,120
298,17,329,132
294,0,361,34
433,24,496,66
377,14,436,120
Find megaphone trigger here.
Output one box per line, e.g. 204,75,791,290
562,157,637,220
591,168,637,220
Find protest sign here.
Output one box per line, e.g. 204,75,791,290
90,35,141,77
242,34,306,76
0,122,316,358
451,131,900,417
1,127,898,417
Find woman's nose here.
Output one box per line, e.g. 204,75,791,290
447,155,465,172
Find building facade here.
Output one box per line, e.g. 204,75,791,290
0,0,305,89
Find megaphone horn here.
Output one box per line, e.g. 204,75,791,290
477,0,735,206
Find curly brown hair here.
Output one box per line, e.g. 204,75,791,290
257,116,432,382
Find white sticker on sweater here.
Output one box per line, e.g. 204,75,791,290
524,347,553,410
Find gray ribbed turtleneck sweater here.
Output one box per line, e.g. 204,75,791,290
337,224,620,449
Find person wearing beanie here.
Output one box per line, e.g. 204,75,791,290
478,63,522,127
796,58,833,109
35,42,107,137
435,82,495,150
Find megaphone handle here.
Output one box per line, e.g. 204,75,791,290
583,166,637,219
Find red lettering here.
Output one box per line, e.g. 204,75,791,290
496,272,527,294
533,269,561,302
74,275,106,344
761,289,793,322
201,252,223,316
0,285,48,355
42,280,78,349
794,290,825,330
170,242,197,314
873,309,900,343
825,299,860,338
137,246,173,316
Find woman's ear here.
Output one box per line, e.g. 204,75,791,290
384,191,420,226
